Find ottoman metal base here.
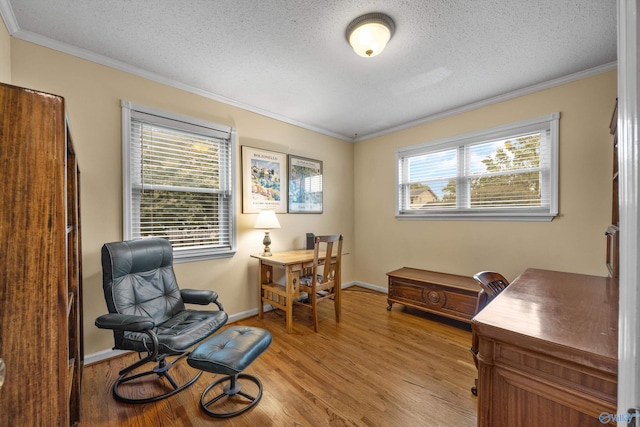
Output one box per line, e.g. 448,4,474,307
200,373,263,418
188,326,272,418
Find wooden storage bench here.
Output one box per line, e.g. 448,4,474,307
386,267,481,324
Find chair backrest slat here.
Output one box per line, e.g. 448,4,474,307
312,234,342,286
473,271,510,300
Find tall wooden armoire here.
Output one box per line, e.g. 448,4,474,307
606,99,619,280
0,83,83,426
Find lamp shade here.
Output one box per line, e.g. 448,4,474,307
346,13,395,58
254,210,281,229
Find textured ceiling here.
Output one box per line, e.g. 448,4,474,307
2,0,617,141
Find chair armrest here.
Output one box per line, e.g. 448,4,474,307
180,289,224,310
95,313,154,332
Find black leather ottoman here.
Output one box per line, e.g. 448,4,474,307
187,326,272,418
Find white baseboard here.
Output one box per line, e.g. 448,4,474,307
348,281,388,294
83,281,386,365
84,349,131,366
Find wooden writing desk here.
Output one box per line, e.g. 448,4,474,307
251,250,341,333
472,268,618,426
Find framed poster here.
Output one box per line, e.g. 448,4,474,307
242,146,287,213
288,155,323,213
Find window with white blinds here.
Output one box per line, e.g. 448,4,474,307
396,113,559,221
122,101,236,262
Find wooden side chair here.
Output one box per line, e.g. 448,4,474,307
293,234,343,332
473,270,510,299
470,271,510,396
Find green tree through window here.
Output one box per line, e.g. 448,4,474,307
396,112,558,220
123,100,236,262
441,134,542,208
139,126,224,246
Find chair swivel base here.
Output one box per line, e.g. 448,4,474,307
200,373,263,418
113,351,200,404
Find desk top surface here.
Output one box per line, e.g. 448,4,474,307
252,249,346,266
472,268,618,369
251,249,315,265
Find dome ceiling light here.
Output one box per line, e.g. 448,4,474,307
345,12,395,58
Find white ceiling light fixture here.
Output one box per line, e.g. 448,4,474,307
346,12,396,58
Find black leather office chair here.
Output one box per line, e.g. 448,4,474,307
95,238,228,403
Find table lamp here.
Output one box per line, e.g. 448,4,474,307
254,210,281,256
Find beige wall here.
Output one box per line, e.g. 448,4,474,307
354,70,617,285
10,39,355,355
0,19,10,83
9,35,616,355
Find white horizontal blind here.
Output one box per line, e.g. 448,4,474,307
396,113,558,221
465,131,548,209
400,147,458,210
124,102,235,260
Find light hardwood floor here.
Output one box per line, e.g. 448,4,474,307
81,287,478,426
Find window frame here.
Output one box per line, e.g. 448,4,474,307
121,100,237,262
395,113,559,221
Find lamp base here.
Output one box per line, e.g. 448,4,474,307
261,231,272,257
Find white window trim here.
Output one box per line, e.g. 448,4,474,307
121,100,237,262
395,113,559,221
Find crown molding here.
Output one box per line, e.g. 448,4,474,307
0,0,19,33
0,2,616,144
354,61,618,142
0,2,352,142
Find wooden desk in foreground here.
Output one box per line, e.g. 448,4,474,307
473,268,618,426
